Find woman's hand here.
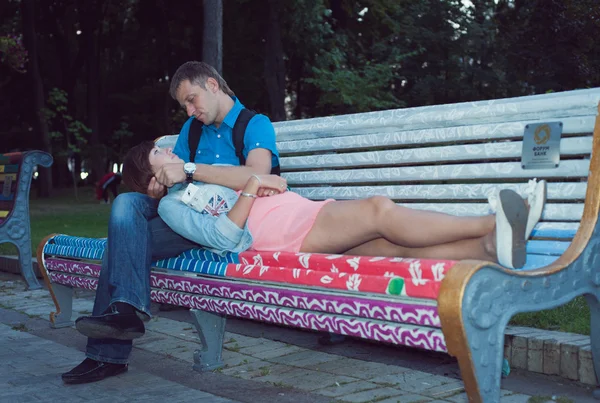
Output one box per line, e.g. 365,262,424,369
253,175,287,197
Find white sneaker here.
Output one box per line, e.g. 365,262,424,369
494,189,528,269
523,179,547,239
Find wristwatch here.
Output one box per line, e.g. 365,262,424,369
183,162,197,183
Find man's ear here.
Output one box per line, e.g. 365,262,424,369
206,77,219,93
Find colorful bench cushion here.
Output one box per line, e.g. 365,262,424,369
43,235,456,300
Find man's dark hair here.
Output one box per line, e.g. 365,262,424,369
122,141,155,194
169,61,234,100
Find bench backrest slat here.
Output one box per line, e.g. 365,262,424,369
283,160,590,185
399,202,581,222
292,182,587,202
277,116,595,153
280,136,592,170
274,88,600,139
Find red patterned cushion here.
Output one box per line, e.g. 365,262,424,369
235,250,456,300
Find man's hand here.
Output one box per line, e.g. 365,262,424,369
147,177,167,199
154,162,186,188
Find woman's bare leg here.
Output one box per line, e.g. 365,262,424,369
300,197,495,254
342,234,497,262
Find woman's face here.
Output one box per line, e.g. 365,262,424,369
148,146,184,173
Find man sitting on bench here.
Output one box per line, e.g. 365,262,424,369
61,61,280,385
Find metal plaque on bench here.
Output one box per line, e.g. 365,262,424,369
521,122,562,170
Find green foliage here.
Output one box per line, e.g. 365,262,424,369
106,121,134,163
510,296,590,335
307,55,401,113
43,88,90,157
0,33,27,73
2,0,599,158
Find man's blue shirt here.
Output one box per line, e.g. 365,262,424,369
173,97,279,168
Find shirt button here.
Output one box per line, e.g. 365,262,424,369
197,151,201,154
256,142,260,146
217,134,221,138
216,154,220,158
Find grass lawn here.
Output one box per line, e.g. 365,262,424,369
0,186,591,336
0,186,110,257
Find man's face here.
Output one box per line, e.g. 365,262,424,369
148,146,183,173
175,79,218,125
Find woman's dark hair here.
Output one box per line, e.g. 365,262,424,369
121,141,156,194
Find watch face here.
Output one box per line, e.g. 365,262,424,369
184,162,196,174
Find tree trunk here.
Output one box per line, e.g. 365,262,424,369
21,0,52,197
85,0,104,183
264,0,286,122
203,0,223,74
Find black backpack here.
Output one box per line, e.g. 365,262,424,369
188,108,280,175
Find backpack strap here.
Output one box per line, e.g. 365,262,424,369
188,118,203,163
232,108,256,167
233,109,281,175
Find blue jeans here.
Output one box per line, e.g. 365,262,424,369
86,192,199,364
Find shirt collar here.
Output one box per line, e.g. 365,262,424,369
221,97,244,129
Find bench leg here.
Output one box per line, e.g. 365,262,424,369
50,283,75,328
17,239,41,290
586,294,600,399
189,309,226,371
454,318,506,403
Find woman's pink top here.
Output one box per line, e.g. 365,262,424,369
246,191,334,253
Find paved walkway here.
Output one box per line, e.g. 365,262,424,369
0,272,597,403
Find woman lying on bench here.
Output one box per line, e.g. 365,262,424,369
122,141,546,270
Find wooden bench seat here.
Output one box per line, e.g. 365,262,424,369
37,88,600,402
0,151,52,289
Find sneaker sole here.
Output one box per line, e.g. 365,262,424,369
496,189,527,269
76,320,145,341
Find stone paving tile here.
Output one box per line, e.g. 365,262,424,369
258,366,356,391
375,395,432,403
418,379,464,398
444,392,469,403
337,387,405,403
270,369,355,392
220,359,271,377
252,364,299,383
237,339,289,355
288,352,345,369
145,317,204,343
234,363,293,381
165,344,197,362
0,393,43,402
221,349,261,367
222,333,265,349
0,322,239,403
269,349,340,367
313,380,380,397
314,357,411,379
251,344,304,360
369,370,463,397
499,394,534,403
